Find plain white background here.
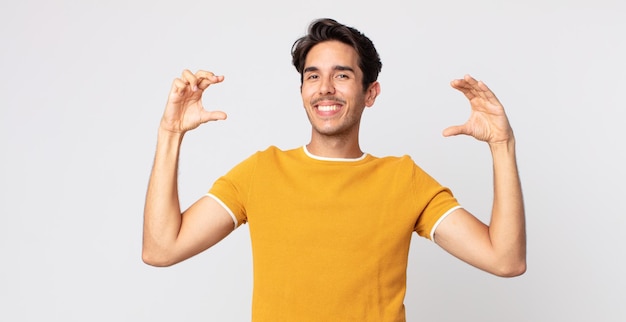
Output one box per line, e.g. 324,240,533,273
1,0,625,321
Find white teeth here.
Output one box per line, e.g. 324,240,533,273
318,105,338,112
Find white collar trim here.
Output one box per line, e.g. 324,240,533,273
302,146,367,162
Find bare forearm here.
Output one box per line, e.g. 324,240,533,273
142,128,185,264
488,138,526,274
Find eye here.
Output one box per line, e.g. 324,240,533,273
336,74,349,79
306,74,319,80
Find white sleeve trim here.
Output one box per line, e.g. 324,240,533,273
205,193,238,230
430,205,463,243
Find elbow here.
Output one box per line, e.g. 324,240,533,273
142,254,168,268
141,246,177,267
493,259,527,278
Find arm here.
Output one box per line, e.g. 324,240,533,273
434,75,526,277
142,69,235,267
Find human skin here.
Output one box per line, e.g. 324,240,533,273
435,75,526,277
142,42,525,278
142,70,233,267
300,40,380,159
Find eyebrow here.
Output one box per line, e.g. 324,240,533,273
303,65,355,73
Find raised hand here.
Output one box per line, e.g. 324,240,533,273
160,69,227,134
443,75,514,144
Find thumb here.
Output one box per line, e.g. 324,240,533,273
200,110,228,123
442,125,466,137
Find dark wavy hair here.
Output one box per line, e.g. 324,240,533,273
291,18,382,92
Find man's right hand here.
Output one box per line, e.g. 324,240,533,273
143,69,234,267
160,69,227,134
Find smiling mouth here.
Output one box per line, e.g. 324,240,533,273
317,105,340,112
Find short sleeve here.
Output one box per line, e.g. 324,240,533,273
208,153,260,227
412,164,461,240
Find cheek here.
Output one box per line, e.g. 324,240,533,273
300,83,314,95
300,87,316,104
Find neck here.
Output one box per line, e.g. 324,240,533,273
306,133,363,159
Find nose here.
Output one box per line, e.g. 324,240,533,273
319,76,335,95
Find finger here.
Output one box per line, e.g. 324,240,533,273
171,78,190,95
465,75,493,92
442,124,468,137
463,74,479,84
195,70,220,80
450,77,476,101
181,69,199,92
462,74,502,103
452,75,502,107
199,110,228,123
197,74,225,91
474,81,501,106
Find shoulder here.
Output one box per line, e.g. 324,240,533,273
372,154,419,168
254,145,300,158
367,154,437,183
241,146,304,168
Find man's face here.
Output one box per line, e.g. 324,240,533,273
301,40,377,138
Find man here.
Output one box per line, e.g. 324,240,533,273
142,18,526,321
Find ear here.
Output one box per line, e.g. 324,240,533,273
365,82,381,107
